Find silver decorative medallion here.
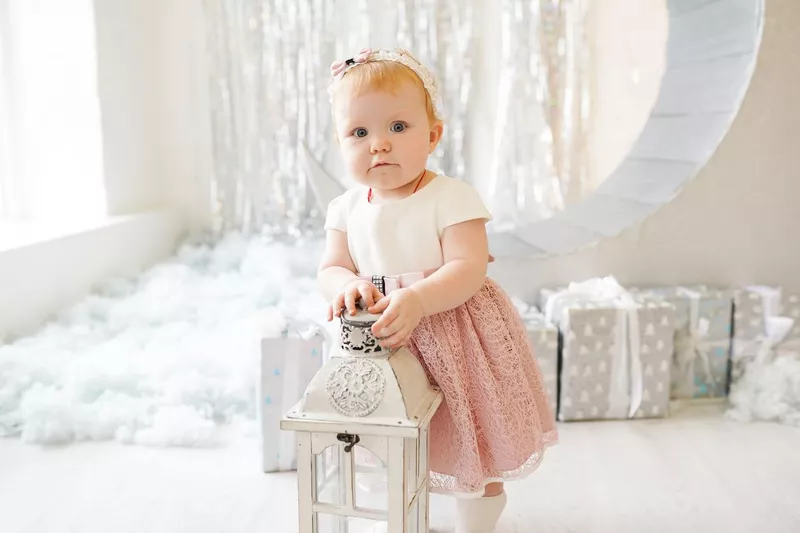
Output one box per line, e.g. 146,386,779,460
326,358,386,417
340,313,387,356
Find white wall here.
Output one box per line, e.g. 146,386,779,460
93,0,211,227
93,0,163,215
489,0,800,299
156,0,214,232
586,0,667,191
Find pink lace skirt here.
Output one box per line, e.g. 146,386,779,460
407,278,558,498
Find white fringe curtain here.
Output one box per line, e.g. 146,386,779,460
395,0,474,180
203,0,590,236
539,0,592,207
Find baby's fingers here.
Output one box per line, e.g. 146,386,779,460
344,289,359,316
358,284,378,309
331,293,346,318
380,325,410,350
372,306,399,336
369,296,391,315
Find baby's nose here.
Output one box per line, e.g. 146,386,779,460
370,135,391,152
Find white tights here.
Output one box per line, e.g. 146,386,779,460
455,491,507,533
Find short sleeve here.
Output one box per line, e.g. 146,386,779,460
324,194,348,232
437,179,493,233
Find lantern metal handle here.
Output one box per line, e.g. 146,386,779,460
336,433,360,453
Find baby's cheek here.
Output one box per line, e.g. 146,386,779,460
342,152,366,178
339,146,356,164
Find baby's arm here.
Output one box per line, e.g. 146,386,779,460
318,229,358,301
318,229,382,320
409,218,489,316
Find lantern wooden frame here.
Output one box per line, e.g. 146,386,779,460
280,308,443,533
282,395,441,532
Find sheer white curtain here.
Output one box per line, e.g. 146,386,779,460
0,0,105,223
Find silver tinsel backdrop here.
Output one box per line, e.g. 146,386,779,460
203,0,590,236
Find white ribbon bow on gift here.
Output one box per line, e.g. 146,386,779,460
545,276,643,419
731,315,800,381
753,316,798,364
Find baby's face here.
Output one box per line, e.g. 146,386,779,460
334,80,435,193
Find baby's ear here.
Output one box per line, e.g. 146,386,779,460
429,122,444,152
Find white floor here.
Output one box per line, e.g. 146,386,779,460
1,402,799,533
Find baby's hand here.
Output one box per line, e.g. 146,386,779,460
328,279,383,322
369,289,425,350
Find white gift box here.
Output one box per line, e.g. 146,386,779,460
259,323,327,472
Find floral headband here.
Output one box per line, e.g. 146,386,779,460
328,47,444,121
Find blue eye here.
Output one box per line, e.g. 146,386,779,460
391,122,406,133
354,128,368,138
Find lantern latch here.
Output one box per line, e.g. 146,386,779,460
336,433,360,453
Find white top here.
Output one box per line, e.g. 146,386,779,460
324,174,492,276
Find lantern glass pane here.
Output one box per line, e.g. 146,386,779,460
353,445,388,512
315,445,340,505
405,437,418,502
317,514,386,533
418,427,429,482
408,496,420,533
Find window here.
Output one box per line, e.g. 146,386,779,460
0,0,105,225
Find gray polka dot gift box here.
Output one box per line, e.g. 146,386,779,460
517,307,559,417
541,277,675,422
629,286,733,400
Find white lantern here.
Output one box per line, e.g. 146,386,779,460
281,309,442,533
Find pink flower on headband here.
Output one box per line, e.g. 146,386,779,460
330,47,372,79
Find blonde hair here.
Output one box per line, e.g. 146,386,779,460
332,51,439,126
